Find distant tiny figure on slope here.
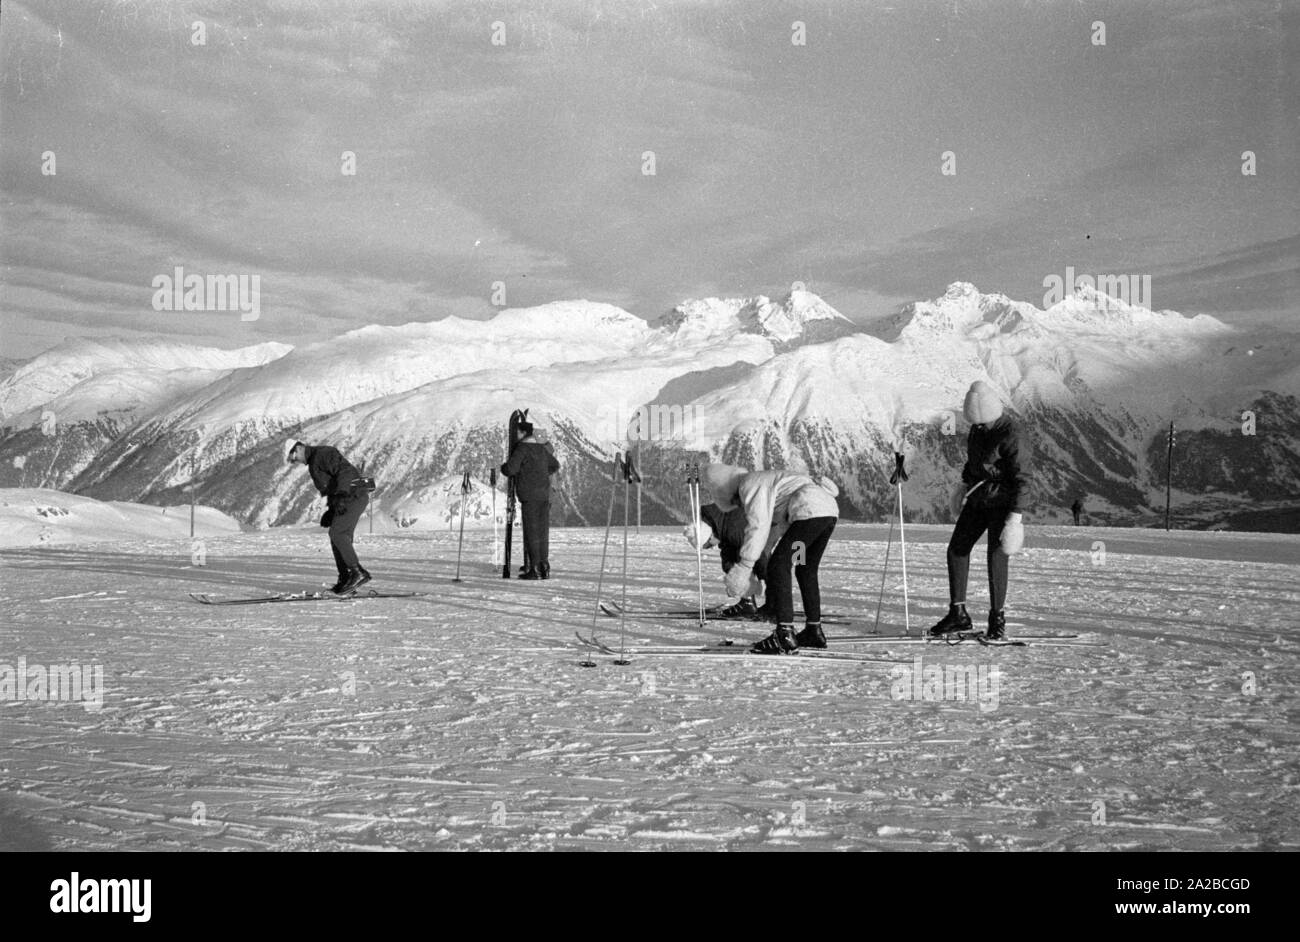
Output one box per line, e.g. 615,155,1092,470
500,420,560,580
702,464,839,654
286,440,373,596
930,381,1031,641
1071,497,1083,526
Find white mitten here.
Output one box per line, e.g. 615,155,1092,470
683,520,713,549
724,563,753,598
1000,512,1025,555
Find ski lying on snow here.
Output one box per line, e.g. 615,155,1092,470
829,630,1083,644
827,631,1104,648
189,589,423,605
598,601,852,625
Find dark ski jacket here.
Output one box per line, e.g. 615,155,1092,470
305,445,364,507
501,438,559,503
962,415,1030,513
699,503,770,580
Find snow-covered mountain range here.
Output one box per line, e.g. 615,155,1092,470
1,286,1296,530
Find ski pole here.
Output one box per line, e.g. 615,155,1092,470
616,453,639,665
452,470,470,583
892,452,911,635
589,453,622,637
871,507,896,635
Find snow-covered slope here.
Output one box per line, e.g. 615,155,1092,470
0,488,242,547
0,337,290,423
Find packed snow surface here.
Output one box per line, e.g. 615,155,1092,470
1,524,1296,850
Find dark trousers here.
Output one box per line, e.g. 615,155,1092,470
520,499,550,571
947,500,1010,612
767,517,836,624
329,491,368,574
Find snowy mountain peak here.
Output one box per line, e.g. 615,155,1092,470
895,283,1031,342
654,289,857,345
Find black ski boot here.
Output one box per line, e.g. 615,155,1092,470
750,624,798,654
538,562,550,580
795,622,826,649
355,566,372,590
330,572,348,594
336,568,364,596
928,604,973,638
519,568,541,580
717,597,759,619
986,609,1006,641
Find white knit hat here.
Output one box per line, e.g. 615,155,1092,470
701,463,747,510
962,381,1004,425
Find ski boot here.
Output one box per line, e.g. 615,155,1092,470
336,568,364,596
928,603,973,638
354,566,372,590
986,609,1006,641
750,624,798,654
519,568,541,580
795,622,826,648
717,596,759,619
539,562,551,580
330,572,349,594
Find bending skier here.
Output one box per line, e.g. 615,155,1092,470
500,419,560,580
684,502,772,618
702,464,839,654
286,440,371,595
929,380,1030,641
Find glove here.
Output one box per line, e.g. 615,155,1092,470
724,563,754,598
683,520,714,549
1000,512,1025,555
499,462,510,477
320,509,334,528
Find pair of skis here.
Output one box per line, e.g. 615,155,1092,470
573,631,908,663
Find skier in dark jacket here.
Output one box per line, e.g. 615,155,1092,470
929,381,1030,641
287,440,371,595
687,503,772,617
1071,497,1083,525
500,421,560,579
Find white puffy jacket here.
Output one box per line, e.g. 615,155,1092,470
734,470,839,568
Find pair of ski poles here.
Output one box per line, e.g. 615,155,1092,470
872,451,913,636
588,451,640,664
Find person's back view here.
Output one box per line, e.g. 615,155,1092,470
500,421,560,579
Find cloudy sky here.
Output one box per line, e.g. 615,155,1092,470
1,0,1296,357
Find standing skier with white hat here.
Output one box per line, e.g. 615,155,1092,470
929,380,1031,641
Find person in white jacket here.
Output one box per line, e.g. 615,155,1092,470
701,463,839,653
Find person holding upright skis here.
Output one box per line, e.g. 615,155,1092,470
702,464,839,654
286,440,372,595
684,503,772,618
500,419,560,580
929,380,1031,641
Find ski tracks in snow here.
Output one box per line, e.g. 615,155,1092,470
0,525,1297,850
